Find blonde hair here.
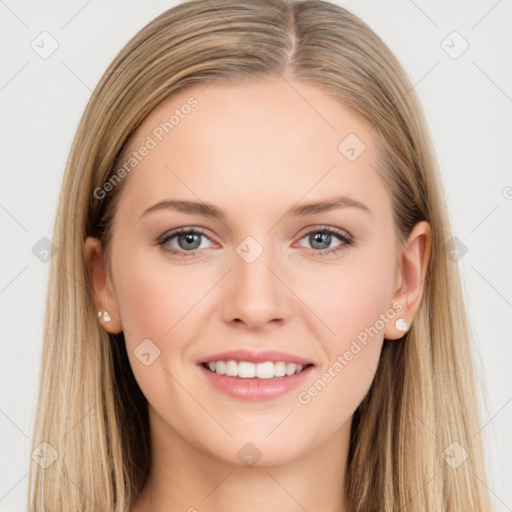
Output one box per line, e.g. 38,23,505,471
28,0,492,510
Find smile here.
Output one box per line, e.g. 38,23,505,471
202,360,311,379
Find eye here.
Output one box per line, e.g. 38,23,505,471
157,227,215,257
295,226,353,257
157,225,353,258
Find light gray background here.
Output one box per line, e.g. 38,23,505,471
1,1,511,510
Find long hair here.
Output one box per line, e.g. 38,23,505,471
28,1,492,510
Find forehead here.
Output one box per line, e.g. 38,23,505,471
114,76,391,222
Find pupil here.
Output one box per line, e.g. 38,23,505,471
180,233,200,249
311,232,330,249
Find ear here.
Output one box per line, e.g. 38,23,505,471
384,220,432,340
83,236,123,334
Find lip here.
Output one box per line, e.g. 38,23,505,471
198,363,315,401
198,349,314,366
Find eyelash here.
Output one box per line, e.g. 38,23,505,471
157,226,353,258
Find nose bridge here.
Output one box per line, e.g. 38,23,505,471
224,233,287,328
235,233,279,296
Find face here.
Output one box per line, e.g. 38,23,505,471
86,75,428,468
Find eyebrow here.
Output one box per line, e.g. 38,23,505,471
140,195,372,220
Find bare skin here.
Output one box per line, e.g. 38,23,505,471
85,75,431,512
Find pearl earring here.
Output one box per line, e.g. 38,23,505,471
395,318,408,332
97,310,111,322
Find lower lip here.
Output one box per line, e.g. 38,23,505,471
198,364,314,401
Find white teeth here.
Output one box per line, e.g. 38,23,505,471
286,362,298,376
238,361,256,378
274,361,286,377
256,362,274,379
204,360,307,378
225,360,238,377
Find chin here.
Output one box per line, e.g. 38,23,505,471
209,434,311,469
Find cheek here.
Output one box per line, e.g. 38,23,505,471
111,247,213,409
293,248,396,349
291,249,395,409
111,244,227,393
113,244,212,344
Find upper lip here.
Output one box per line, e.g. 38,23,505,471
199,349,314,366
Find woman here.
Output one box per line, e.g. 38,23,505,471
28,0,492,510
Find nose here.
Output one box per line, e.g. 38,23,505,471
221,240,290,331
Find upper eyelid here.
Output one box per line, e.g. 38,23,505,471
296,225,351,238
161,226,213,239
